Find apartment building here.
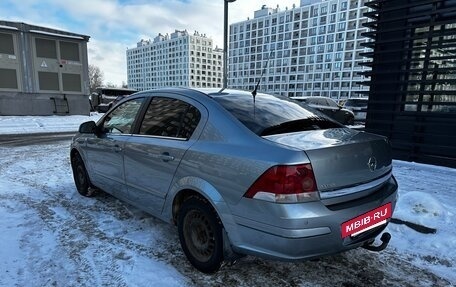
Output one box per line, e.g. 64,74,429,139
228,0,371,99
127,30,223,91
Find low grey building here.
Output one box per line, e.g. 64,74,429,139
0,20,90,115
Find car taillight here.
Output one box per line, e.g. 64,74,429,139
244,164,319,203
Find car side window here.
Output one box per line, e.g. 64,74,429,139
139,97,201,139
318,98,329,107
326,98,339,108
102,98,144,134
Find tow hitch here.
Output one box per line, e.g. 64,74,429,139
362,232,391,252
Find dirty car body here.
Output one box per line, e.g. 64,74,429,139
70,88,398,273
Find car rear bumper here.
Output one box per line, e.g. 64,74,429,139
227,176,398,261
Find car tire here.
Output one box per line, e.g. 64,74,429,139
178,197,223,273
71,153,96,197
346,116,355,125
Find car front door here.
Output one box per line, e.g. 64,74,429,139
123,94,205,216
84,98,145,197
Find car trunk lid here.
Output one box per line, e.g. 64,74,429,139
263,128,392,196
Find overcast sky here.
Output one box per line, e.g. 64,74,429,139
0,0,300,86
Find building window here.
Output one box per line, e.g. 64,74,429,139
35,38,57,59
0,68,18,89
38,71,59,91
321,6,328,14
0,33,14,55
340,12,347,21
341,1,348,10
60,41,80,61
62,73,81,92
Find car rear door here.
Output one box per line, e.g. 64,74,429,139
123,94,206,216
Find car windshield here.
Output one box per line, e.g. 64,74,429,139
212,93,341,136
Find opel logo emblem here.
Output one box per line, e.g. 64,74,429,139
368,157,377,171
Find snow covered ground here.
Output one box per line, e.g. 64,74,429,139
0,115,454,286
0,114,102,134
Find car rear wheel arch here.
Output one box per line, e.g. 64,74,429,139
172,189,207,225
167,177,233,226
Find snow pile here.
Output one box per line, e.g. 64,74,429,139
0,113,102,134
387,161,456,282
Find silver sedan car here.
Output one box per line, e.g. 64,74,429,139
71,88,398,273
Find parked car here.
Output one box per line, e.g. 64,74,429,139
291,96,355,125
90,87,137,113
344,98,369,122
71,88,398,273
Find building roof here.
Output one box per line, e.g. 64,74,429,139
0,20,90,41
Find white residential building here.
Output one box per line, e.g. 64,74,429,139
228,0,372,99
127,30,223,91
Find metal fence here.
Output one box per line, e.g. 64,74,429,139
361,0,456,168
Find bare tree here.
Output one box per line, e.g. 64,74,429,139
88,64,104,93
121,81,128,88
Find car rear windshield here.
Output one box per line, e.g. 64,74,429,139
212,93,341,136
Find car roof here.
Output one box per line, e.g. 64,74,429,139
291,96,342,103
195,88,259,98
132,87,266,100
290,96,332,100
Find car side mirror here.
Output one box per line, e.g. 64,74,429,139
79,121,97,134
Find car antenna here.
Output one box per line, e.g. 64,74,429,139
251,50,274,103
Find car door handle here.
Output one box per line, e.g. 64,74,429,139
159,152,175,162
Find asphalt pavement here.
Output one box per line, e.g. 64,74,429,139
0,132,76,147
